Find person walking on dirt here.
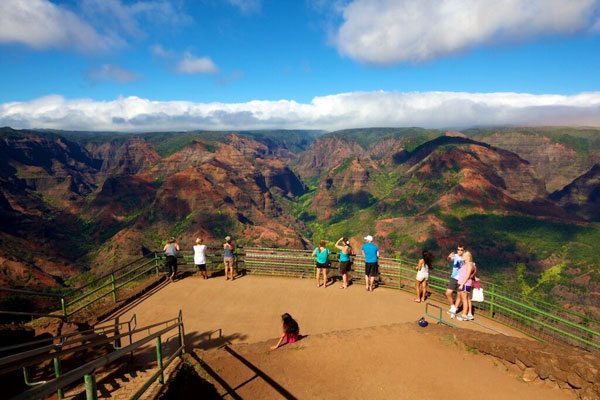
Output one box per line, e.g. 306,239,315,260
361,235,379,292
163,237,180,281
223,236,235,281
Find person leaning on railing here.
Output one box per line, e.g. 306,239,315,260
335,237,352,289
223,236,235,281
163,237,180,281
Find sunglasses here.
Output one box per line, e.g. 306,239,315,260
457,248,464,252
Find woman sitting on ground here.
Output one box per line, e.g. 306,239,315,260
271,313,300,350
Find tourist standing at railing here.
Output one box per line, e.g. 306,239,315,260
335,237,352,289
455,251,476,321
313,240,330,288
446,245,465,317
415,250,432,303
194,237,208,280
163,237,180,281
362,235,379,292
223,236,235,281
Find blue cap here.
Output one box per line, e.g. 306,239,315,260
418,318,428,328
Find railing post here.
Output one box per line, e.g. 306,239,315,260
156,336,164,384
178,309,186,355
84,373,97,400
154,252,160,275
114,317,122,349
489,283,496,318
110,273,117,303
60,297,67,318
53,357,64,399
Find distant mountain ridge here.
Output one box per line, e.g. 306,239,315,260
0,126,599,317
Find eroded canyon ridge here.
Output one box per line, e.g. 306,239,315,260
1,127,599,317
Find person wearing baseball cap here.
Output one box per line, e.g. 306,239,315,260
361,235,379,291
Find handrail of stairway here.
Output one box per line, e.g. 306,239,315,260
10,313,185,400
64,258,161,317
65,254,156,297
0,316,179,376
0,314,137,356
0,287,66,320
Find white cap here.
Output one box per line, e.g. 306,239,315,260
364,235,373,242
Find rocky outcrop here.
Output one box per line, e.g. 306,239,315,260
549,164,600,221
452,328,600,399
87,137,160,175
295,136,367,178
473,131,600,192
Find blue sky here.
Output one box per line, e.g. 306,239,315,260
1,0,600,131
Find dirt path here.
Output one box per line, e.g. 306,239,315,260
109,274,525,349
197,323,574,400
101,275,575,399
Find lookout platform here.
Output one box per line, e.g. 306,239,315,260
96,275,575,400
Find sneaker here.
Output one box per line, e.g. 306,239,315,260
466,314,474,321
456,315,469,321
446,305,456,316
450,313,455,319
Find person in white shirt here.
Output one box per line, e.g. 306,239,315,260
193,237,208,279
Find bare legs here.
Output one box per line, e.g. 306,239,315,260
316,268,327,287
415,280,428,302
341,273,349,289
224,259,234,280
365,275,375,291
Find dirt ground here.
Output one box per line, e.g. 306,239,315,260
107,274,573,399
197,323,576,400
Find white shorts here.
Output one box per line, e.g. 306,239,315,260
416,271,429,282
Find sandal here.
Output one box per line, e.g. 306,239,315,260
414,299,421,303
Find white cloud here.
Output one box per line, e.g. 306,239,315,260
176,52,219,74
0,0,122,52
87,64,140,83
2,91,600,131
151,44,175,59
334,0,600,64
0,0,191,53
226,0,262,14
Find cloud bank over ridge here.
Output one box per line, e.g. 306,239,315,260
2,91,600,132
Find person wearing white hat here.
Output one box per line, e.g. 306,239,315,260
361,235,379,291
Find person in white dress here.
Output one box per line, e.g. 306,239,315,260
193,237,208,279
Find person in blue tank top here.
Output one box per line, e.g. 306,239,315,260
312,240,330,288
335,237,352,289
223,236,235,281
361,235,379,292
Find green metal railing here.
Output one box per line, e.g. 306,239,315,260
0,314,137,400
8,311,185,400
242,247,600,351
0,287,66,320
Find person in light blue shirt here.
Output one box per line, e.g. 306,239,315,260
446,245,465,316
312,240,330,288
361,235,379,292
